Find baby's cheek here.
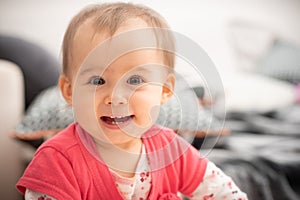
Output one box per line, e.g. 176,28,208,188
132,99,160,124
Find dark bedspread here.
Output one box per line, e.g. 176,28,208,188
201,105,300,200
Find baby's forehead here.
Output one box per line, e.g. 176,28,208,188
79,49,166,75
71,21,109,70
71,17,154,71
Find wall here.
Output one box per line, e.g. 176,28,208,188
1,0,299,73
0,0,299,84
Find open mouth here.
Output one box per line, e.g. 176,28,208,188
100,115,134,126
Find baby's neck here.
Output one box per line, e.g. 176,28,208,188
115,138,143,152
95,138,143,177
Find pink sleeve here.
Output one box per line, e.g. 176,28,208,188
16,147,81,200
178,143,208,196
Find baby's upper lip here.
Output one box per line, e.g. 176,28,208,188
100,115,134,125
100,115,134,119
100,115,134,122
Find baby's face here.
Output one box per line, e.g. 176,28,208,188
62,18,174,145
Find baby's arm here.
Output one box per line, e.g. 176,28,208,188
25,189,56,200
190,161,248,200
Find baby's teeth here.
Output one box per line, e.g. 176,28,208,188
110,116,125,119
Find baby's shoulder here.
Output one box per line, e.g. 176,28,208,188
144,125,176,139
37,123,79,154
144,125,190,149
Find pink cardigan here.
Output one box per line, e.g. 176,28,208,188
17,123,208,199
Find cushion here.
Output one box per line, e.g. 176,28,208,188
11,86,73,148
256,40,300,84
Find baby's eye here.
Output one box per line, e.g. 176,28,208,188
127,75,145,85
88,76,105,85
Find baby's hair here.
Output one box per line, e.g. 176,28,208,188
62,2,175,76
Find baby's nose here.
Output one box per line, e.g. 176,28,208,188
104,94,128,105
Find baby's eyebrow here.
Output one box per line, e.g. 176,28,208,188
79,68,93,75
78,66,106,76
131,67,152,73
131,64,165,72
78,64,157,77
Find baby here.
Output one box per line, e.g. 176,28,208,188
17,3,247,200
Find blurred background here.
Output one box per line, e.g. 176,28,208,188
0,0,299,199
1,0,300,110
1,0,300,73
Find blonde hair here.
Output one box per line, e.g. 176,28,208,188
62,2,175,76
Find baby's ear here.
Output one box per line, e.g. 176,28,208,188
161,73,175,104
59,75,73,105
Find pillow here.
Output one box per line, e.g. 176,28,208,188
11,86,73,144
256,40,300,84
221,72,296,113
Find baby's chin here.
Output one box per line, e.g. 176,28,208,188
93,131,142,148
119,120,155,136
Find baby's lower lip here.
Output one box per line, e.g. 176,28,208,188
100,115,134,129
